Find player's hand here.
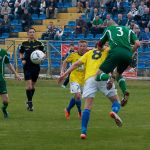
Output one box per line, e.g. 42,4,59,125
15,74,22,80
58,75,65,84
60,71,65,76
22,60,26,65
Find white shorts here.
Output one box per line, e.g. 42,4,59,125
70,82,82,94
82,76,117,98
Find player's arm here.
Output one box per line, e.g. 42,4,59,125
132,40,140,52
60,59,68,76
19,44,26,64
58,60,83,84
97,29,109,50
7,63,21,80
130,30,141,52
60,54,73,75
4,55,21,80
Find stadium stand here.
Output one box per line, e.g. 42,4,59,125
0,0,149,77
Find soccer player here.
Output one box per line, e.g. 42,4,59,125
96,20,140,106
19,27,46,111
58,46,122,139
0,48,21,118
60,40,88,120
61,43,75,88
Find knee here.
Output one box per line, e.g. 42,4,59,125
2,94,9,103
75,94,81,100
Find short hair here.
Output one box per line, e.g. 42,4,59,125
69,43,74,46
78,40,87,44
27,27,36,32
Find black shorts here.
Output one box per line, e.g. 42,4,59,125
23,67,40,82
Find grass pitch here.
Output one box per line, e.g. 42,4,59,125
0,79,150,150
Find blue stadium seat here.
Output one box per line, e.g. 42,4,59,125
85,34,94,40
75,34,85,40
57,2,63,8
64,2,72,8
51,62,61,68
66,33,75,40
40,59,48,68
0,33,9,38
39,14,46,20
13,25,22,32
145,63,150,69
11,19,21,25
137,62,145,69
64,28,72,33
17,59,23,68
138,47,143,52
95,34,102,40
144,47,150,52
32,14,39,20
138,55,150,62
68,21,76,27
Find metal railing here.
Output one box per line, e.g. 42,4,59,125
2,39,150,79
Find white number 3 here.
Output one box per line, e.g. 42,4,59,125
116,27,123,36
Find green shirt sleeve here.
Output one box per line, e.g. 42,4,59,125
130,30,138,45
4,53,10,64
100,28,109,45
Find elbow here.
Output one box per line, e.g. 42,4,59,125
135,41,141,48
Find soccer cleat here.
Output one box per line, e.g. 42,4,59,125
78,112,82,120
109,111,122,127
1,107,8,118
61,85,66,88
64,108,70,120
121,91,130,107
80,134,87,139
27,106,34,111
26,101,34,111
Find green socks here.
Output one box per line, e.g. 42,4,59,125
95,73,110,81
117,77,126,95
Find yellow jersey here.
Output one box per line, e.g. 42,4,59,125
66,52,85,86
79,47,109,81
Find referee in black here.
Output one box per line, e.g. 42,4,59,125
19,27,46,111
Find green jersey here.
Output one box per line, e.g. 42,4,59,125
100,26,138,51
0,48,10,80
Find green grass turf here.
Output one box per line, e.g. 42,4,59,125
0,79,150,150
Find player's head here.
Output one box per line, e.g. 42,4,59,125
69,43,74,51
107,19,117,27
27,27,36,40
78,40,88,55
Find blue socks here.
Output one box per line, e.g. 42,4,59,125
81,109,90,134
67,97,82,113
112,100,121,113
75,100,81,113
67,97,75,112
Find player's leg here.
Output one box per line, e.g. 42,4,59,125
116,51,132,106
109,95,122,127
1,94,9,118
95,52,117,89
100,81,122,127
81,77,97,139
65,82,81,120
74,92,82,119
65,96,75,120
0,80,9,118
23,69,33,111
116,73,129,106
81,98,93,139
31,68,40,99
26,80,34,111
